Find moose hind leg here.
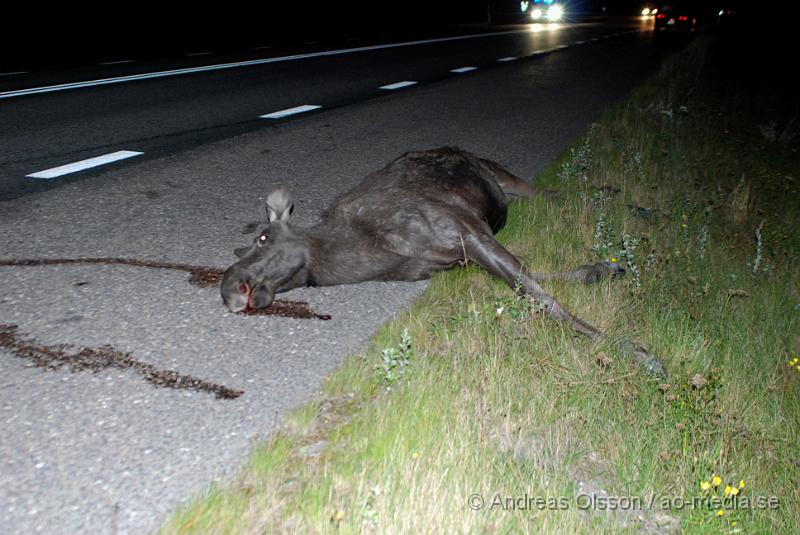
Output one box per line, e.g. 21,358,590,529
530,261,626,284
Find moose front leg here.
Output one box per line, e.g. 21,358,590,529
463,231,668,378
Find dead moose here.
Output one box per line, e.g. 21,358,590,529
221,147,667,377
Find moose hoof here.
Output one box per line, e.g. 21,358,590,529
633,349,669,379
603,260,626,279
619,339,669,379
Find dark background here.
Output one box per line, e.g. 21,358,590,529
2,1,724,70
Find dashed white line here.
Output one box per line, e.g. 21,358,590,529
450,66,478,73
187,52,213,57
26,151,143,179
252,45,273,50
497,56,517,62
379,81,417,90
0,28,535,100
0,71,29,77
100,60,134,66
259,104,322,119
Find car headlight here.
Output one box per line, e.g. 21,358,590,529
531,8,543,19
548,4,563,21
642,8,651,16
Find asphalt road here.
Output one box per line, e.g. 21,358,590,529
2,18,665,534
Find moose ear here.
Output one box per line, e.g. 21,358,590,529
265,188,294,223
234,245,252,259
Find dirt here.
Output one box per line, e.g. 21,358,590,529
0,257,225,288
0,257,331,320
0,323,243,400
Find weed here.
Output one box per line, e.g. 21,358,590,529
591,211,617,262
621,233,642,290
558,123,596,184
751,219,766,275
697,206,711,260
375,329,413,391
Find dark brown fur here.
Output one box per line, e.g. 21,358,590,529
221,148,666,377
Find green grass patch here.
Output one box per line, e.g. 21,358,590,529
162,35,799,534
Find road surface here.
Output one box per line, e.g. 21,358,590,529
1,18,664,534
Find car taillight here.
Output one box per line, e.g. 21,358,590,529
678,15,688,21
656,13,665,18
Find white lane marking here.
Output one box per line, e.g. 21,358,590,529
497,56,517,62
556,44,569,49
253,45,272,50
187,52,213,57
100,60,134,65
451,66,477,73
259,104,322,119
575,40,586,45
0,28,537,100
380,81,417,90
0,71,30,76
26,151,143,179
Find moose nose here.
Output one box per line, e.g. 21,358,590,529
249,283,274,309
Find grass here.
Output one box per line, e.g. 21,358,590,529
162,34,799,534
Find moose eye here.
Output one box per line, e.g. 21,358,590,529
257,233,269,246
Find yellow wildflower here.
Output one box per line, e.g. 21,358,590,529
739,480,745,489
700,481,711,491
333,510,345,521
717,509,725,517
730,486,740,496
712,475,722,487
724,485,732,496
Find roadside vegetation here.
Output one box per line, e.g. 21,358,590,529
163,33,799,534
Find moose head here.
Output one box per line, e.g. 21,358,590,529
220,188,309,312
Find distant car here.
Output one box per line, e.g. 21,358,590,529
655,3,699,31
640,4,658,16
520,0,564,22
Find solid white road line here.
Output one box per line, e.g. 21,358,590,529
100,60,134,66
259,104,322,119
450,66,478,73
379,81,417,90
0,71,30,76
26,151,143,179
497,56,517,62
0,28,536,100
